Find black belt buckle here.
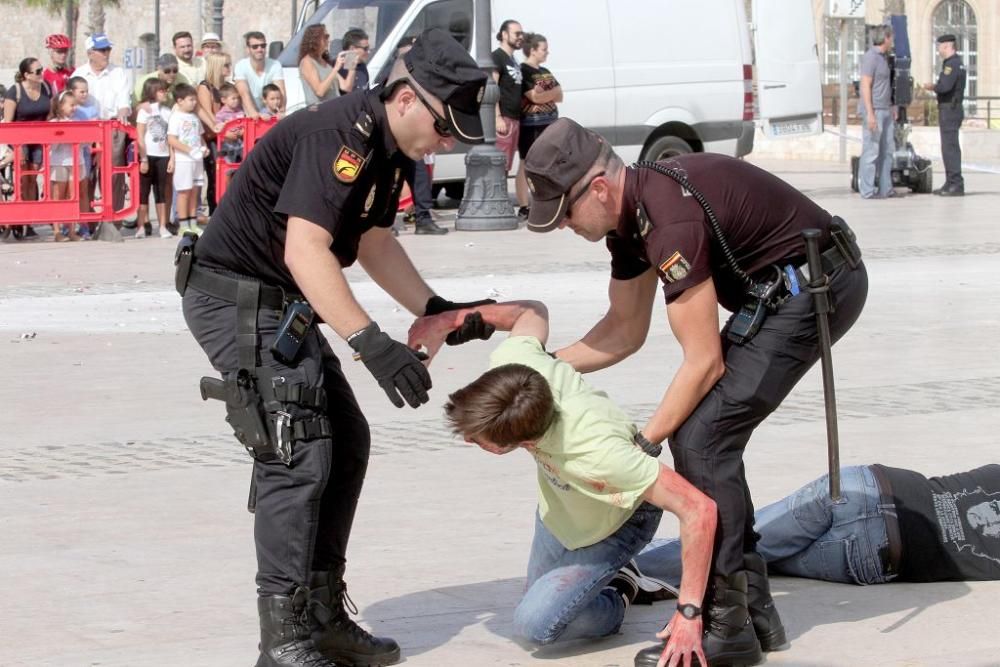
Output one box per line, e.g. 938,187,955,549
174,234,198,296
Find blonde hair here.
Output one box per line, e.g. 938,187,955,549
203,52,231,90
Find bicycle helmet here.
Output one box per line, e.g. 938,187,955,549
45,34,72,49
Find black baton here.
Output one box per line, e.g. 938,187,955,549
802,229,841,501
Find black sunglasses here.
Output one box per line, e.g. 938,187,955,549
30,67,44,75
249,43,267,50
564,170,606,221
407,81,451,138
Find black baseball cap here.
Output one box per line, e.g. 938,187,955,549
524,118,607,232
404,28,487,144
937,34,957,44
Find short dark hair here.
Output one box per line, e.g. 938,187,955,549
244,31,266,46
141,77,167,103
444,363,556,446
521,32,546,57
218,82,238,98
67,76,88,92
496,19,520,41
342,28,369,51
172,31,193,46
173,83,197,101
262,83,282,97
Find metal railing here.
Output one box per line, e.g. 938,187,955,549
822,95,1000,128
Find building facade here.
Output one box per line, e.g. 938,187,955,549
812,0,998,99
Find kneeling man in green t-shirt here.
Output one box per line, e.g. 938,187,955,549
409,301,719,667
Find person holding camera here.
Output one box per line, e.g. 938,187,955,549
298,24,351,105
522,118,869,666
337,28,371,93
177,30,491,667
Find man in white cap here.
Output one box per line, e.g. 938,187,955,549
200,31,223,56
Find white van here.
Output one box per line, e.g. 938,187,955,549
274,0,822,192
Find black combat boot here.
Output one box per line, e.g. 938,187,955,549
633,573,762,667
308,568,401,666
256,590,338,667
743,552,787,651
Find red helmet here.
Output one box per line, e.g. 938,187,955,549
45,34,72,50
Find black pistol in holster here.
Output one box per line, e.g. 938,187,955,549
200,371,280,463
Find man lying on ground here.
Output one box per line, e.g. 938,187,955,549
409,301,721,667
633,463,1000,587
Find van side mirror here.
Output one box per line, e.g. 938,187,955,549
269,41,284,60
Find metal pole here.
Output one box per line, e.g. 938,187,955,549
292,0,298,40
838,19,848,163
455,0,519,231
803,229,841,500
154,0,161,62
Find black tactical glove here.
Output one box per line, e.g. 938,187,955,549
634,431,662,458
348,322,432,408
424,296,497,345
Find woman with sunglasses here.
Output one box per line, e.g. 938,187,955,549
298,25,350,106
3,57,54,239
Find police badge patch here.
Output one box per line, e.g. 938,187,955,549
333,146,365,183
659,251,691,283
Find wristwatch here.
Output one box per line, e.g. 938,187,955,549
677,603,702,620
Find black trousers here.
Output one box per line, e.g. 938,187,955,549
939,107,964,188
404,159,435,224
182,286,370,595
668,261,869,577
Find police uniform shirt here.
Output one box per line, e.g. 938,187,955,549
934,53,967,107
607,153,833,312
195,90,411,290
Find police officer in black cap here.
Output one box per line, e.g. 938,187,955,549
176,28,494,667
923,34,967,196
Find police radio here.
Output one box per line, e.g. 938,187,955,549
270,301,315,365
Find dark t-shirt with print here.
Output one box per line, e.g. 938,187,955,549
520,63,559,127
606,154,834,312
195,90,410,291
492,48,522,119
878,464,1000,582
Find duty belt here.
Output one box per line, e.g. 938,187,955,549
187,263,301,311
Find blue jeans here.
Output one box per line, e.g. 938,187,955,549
513,504,662,645
635,466,896,586
859,108,895,198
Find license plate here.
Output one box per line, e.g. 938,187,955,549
767,117,819,138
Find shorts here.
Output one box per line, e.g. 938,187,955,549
22,144,43,166
173,159,205,191
494,116,519,172
518,123,554,160
139,155,171,204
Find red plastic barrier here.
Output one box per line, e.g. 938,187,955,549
215,117,278,202
0,120,139,225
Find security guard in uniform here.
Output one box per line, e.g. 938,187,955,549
176,29,493,667
923,34,966,196
523,119,868,667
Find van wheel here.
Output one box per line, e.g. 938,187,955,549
444,182,465,200
642,135,693,161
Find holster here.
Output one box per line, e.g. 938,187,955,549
829,217,861,270
174,233,197,296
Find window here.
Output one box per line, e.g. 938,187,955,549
403,0,473,50
932,0,977,102
823,17,866,84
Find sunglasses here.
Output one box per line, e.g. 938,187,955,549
356,45,371,52
94,47,112,53
407,81,451,138
249,43,267,50
30,67,44,75
564,170,606,221
162,67,178,74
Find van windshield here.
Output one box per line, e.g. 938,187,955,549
278,0,413,67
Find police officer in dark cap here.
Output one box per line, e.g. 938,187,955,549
523,118,869,667
923,34,967,196
175,28,494,667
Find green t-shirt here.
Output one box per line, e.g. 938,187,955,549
489,336,660,549
132,71,191,108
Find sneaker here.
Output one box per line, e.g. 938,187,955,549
616,559,678,606
133,226,146,239
517,206,530,220
159,226,173,239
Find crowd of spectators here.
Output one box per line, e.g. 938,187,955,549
1,23,561,241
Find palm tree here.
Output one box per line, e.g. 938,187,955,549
2,0,79,64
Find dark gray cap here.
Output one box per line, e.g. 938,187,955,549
937,34,957,44
523,118,607,232
157,53,179,69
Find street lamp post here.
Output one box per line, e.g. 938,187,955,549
455,0,519,231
